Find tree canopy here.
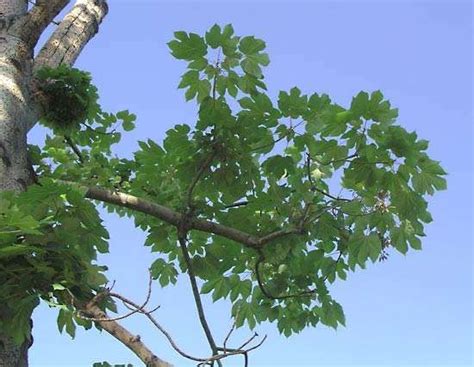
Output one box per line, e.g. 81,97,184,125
0,23,446,366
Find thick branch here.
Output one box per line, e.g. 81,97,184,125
26,0,108,132
33,0,108,70
17,0,70,49
83,185,302,250
82,303,172,367
84,186,261,247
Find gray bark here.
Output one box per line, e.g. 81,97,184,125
0,1,34,365
0,0,107,365
0,306,31,367
0,0,32,191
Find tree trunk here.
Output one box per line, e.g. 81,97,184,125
1,0,111,364
0,307,31,367
0,1,36,365
0,0,36,367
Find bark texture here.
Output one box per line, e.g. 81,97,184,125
0,308,31,367
0,0,32,191
0,1,108,365
84,304,172,367
0,1,33,363
33,0,108,70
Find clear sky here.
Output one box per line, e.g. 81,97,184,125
28,1,472,366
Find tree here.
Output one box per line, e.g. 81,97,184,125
0,1,447,366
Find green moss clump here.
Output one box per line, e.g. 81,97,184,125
36,65,100,133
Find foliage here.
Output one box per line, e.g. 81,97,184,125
0,181,111,343
3,24,446,351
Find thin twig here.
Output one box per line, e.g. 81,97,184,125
311,152,359,166
200,335,267,366
77,272,158,322
254,252,316,300
222,319,237,353
183,148,222,365
64,135,84,164
321,251,343,283
223,201,249,209
212,49,220,101
90,288,268,365
110,293,207,363
253,207,333,300
237,332,259,351
240,334,267,353
84,122,117,136
187,152,217,207
306,153,351,202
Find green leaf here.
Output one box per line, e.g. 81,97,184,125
188,58,208,70
333,301,346,327
178,70,199,89
212,277,230,301
366,233,382,263
391,227,408,254
205,24,222,48
319,302,338,329
150,258,178,287
201,278,219,294
239,36,266,55
278,87,307,118
350,91,369,117
168,32,207,60
241,55,268,78
263,155,295,179
0,245,41,259
412,160,447,194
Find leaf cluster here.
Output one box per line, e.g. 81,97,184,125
0,181,112,343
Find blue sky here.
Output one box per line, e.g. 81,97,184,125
28,1,472,366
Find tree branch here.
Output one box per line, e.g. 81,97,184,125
306,153,351,202
177,234,220,364
33,0,108,70
110,292,207,363
82,185,261,248
187,151,217,208
78,271,159,323
254,252,316,301
27,0,108,132
111,291,266,365
17,0,70,49
83,184,311,250
64,135,84,164
82,302,172,367
201,335,267,367
258,227,303,246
